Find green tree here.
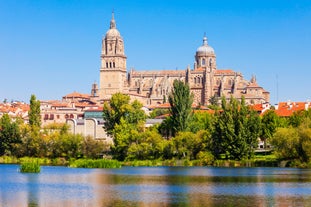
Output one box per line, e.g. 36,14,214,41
208,94,220,109
103,93,146,135
111,118,137,161
126,128,165,160
0,114,21,156
212,96,260,160
271,127,299,159
261,110,278,147
82,136,106,159
29,94,41,128
168,80,194,136
188,112,214,133
270,118,311,162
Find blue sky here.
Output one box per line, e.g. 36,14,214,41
0,0,310,104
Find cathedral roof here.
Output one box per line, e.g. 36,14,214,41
196,35,215,55
215,69,235,75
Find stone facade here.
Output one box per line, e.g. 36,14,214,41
66,118,112,142
99,13,270,105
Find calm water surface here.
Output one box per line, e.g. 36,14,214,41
0,164,311,206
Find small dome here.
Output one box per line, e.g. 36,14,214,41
196,36,214,54
106,28,120,37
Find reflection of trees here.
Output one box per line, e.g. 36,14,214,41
25,173,39,207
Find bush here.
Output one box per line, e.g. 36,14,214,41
69,159,121,168
20,161,40,173
196,151,214,166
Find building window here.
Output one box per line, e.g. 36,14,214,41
202,58,206,65
56,115,60,119
106,62,108,68
70,114,74,119
49,114,54,120
109,62,112,68
113,62,115,68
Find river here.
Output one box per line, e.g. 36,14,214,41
0,164,311,206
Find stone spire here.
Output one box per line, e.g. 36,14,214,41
110,11,116,29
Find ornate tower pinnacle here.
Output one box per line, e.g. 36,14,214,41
110,11,116,29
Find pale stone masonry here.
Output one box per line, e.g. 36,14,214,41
99,13,270,105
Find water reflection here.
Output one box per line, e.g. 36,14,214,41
1,165,311,206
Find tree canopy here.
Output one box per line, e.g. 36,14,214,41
102,93,146,135
212,96,260,160
29,94,41,128
168,80,194,136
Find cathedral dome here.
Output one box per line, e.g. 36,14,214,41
105,12,121,38
106,28,120,37
196,36,214,55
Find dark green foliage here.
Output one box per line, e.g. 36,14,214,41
208,94,220,109
288,109,311,127
212,96,260,160
70,159,121,168
158,117,173,139
168,80,194,136
29,94,41,128
0,114,21,156
260,110,278,147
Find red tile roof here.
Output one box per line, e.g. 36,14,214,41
63,92,90,99
275,102,307,117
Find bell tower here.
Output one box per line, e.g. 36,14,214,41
195,35,217,105
99,12,127,100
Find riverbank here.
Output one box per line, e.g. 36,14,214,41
1,155,310,168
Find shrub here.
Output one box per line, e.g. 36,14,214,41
20,161,40,173
69,159,121,168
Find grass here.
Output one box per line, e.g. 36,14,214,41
69,159,121,168
20,161,41,173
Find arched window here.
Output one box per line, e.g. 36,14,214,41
197,77,200,84
194,77,197,84
106,62,108,68
113,62,115,68
202,58,206,65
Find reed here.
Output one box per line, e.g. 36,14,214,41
20,161,41,173
69,159,121,168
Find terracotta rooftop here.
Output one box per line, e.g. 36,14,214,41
215,69,235,75
131,70,185,76
275,102,308,117
63,92,90,99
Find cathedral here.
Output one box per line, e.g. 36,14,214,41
99,13,270,106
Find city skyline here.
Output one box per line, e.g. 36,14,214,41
1,0,311,104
